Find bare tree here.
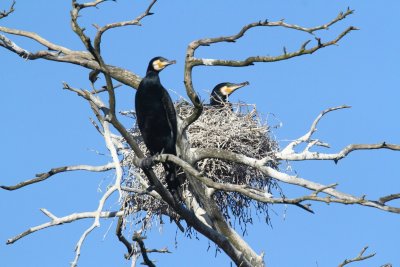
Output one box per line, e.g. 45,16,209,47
1,1,399,267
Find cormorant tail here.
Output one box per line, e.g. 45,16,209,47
162,162,181,201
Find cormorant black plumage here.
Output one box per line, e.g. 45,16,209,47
135,56,180,199
210,81,249,106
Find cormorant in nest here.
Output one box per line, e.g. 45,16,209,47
210,81,249,106
135,56,180,201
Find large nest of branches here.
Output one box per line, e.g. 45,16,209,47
121,100,280,232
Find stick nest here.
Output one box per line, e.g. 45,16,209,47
121,100,280,233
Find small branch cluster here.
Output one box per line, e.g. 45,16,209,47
0,1,15,19
338,246,376,267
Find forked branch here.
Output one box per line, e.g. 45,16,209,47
276,106,400,161
93,0,157,52
0,1,15,19
183,8,357,129
7,209,123,245
338,246,376,267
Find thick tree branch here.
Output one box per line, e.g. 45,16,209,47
178,119,265,265
182,60,203,130
0,29,142,88
190,148,400,213
155,154,313,213
0,26,78,54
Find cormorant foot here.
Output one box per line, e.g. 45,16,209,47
140,156,155,169
146,185,156,192
170,189,183,204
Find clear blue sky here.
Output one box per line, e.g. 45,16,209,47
1,1,399,266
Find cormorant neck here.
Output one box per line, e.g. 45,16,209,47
211,93,227,105
144,70,161,86
146,67,159,75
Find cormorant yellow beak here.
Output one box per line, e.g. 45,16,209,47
221,81,249,96
164,59,177,66
153,59,176,70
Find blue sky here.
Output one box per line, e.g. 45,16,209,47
1,1,399,266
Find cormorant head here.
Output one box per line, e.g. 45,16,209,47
147,56,176,73
210,81,249,106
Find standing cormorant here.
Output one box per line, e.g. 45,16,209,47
210,81,249,106
135,56,180,200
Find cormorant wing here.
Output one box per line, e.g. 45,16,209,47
161,88,178,141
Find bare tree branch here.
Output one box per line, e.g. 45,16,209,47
189,148,400,213
278,142,400,162
90,84,122,94
379,193,400,204
275,105,400,161
275,7,354,33
132,233,156,267
93,0,157,53
0,26,78,54
191,26,357,68
182,9,357,131
72,0,112,9
189,9,355,50
0,1,15,19
155,154,314,213
145,248,171,254
6,209,124,245
1,163,115,190
338,246,375,267
281,105,351,154
116,205,135,260
70,87,124,267
158,151,400,214
61,11,127,260
0,29,142,88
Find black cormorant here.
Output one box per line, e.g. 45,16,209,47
210,81,249,106
135,56,180,200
